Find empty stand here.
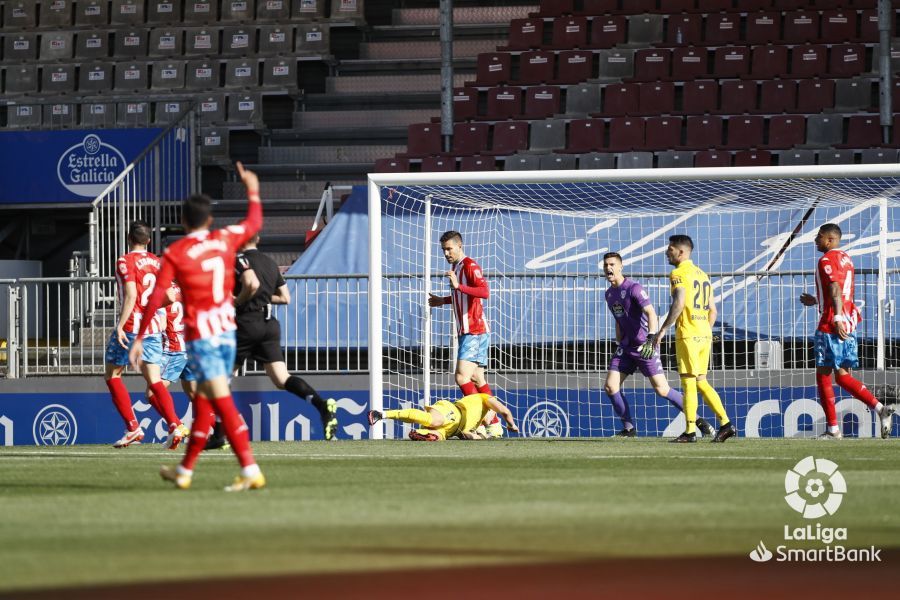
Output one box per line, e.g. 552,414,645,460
539,153,577,170
644,116,682,151
565,83,601,115
805,114,844,147
607,117,645,152
555,50,593,84
682,116,723,150
502,18,544,51
589,16,626,49
602,83,639,117
529,118,566,152
476,53,511,86
758,80,797,113
517,51,555,85
460,156,496,171
724,116,764,150
578,152,615,170
633,49,671,82
681,80,718,114
489,121,529,155
522,86,560,119
766,115,806,149
485,86,523,120
452,123,490,156
562,118,605,153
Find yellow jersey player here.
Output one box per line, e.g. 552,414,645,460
367,393,519,441
649,235,736,443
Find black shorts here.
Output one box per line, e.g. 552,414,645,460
235,314,284,366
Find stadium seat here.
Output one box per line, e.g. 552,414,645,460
757,80,797,114
4,33,38,62
637,82,675,116
504,154,541,171
501,18,544,51
186,28,221,56
43,103,77,128
262,57,296,87
719,81,757,114
328,0,362,20
804,114,844,147
114,62,149,91
421,156,456,172
200,127,229,163
405,123,442,158
766,115,806,150
680,80,718,114
460,156,497,172
565,83,601,116
113,30,149,59
223,27,257,57
41,64,76,94
517,51,554,85
40,0,73,27
475,53,512,86
221,0,255,22
111,0,146,25
745,12,781,45
374,157,410,173
531,0,573,18
733,150,772,167
859,10,885,42
292,0,327,21
783,10,820,43
554,50,593,84
705,13,741,46
149,29,183,57
627,15,664,46
6,104,41,129
860,148,898,164
600,83,639,117
3,1,37,29
529,119,567,152
596,49,635,81
186,60,219,89
259,26,293,55
840,115,882,148
617,152,654,170
682,115,723,150
549,16,588,49
561,119,605,153
155,99,191,124
713,47,750,78
644,116,683,151
778,149,816,166
817,149,855,165
185,0,220,23
828,44,866,78
658,0,696,13
227,92,262,124
4,65,38,95
488,121,529,155
671,48,708,81
632,49,671,82
656,150,694,168
749,46,788,80
521,86,560,119
607,117,645,152
834,77,872,111
578,152,615,170
224,58,258,88
452,87,478,121
148,0,184,25
696,0,733,11
296,23,330,55
579,0,617,15
484,86,523,120
118,101,151,127
452,123,490,156
81,102,117,128
694,150,731,167
724,116,764,149
76,0,109,25
539,153,577,170
588,16,626,49
79,63,114,93
790,45,827,78
796,79,835,113
664,14,702,47
40,32,74,61
76,32,109,59
821,10,858,43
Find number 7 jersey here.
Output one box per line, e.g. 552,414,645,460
669,259,713,339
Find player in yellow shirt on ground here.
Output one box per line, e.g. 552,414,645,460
367,393,518,440
649,235,736,443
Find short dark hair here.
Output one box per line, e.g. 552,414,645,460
819,223,842,238
182,194,212,229
602,252,623,263
669,234,694,251
128,220,151,246
440,230,462,244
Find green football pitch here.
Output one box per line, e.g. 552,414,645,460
1,439,898,595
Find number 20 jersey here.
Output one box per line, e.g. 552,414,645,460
669,259,712,340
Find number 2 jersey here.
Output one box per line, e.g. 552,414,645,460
815,249,860,335
669,259,712,339
115,251,165,336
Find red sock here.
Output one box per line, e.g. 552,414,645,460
816,373,837,427
489,414,500,425
477,383,493,396
106,377,138,431
149,381,181,427
145,390,161,415
211,395,255,468
182,395,214,471
460,382,477,395
835,373,879,409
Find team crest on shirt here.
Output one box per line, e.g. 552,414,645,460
641,290,649,299
611,303,625,317
620,289,626,299
118,261,128,275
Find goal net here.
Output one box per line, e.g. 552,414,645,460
367,165,900,439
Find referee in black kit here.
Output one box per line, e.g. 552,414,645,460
208,233,338,446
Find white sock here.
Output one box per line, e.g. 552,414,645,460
828,425,839,434
241,463,261,478
177,465,193,477
874,402,885,414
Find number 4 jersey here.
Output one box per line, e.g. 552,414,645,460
115,251,165,336
815,249,860,335
669,259,712,339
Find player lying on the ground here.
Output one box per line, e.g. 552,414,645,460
602,252,713,438
367,393,518,441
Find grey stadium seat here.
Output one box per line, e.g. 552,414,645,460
4,65,38,95
75,32,109,59
154,100,191,124
596,49,635,81
262,57,296,87
778,149,816,166
184,0,220,23
504,154,541,171
292,0,326,20
834,78,873,111
186,59,219,89
222,27,257,56
6,104,41,128
114,30,149,59
111,0,146,25
43,103,77,128
860,148,898,164
295,24,330,55
40,0,73,27
151,60,186,89
75,0,109,25
40,32,74,61
656,151,694,169
4,33,38,62
200,127,230,163
81,103,117,128
117,102,151,127
804,115,844,148
221,0,255,22
224,59,258,88
817,149,856,165
259,26,293,54
198,94,227,125
579,152,616,169
227,92,263,124
147,0,183,25
564,83,601,116
529,119,567,153
3,1,37,29
114,62,149,91
41,64,77,94
257,0,289,21
149,29,184,57
79,63,114,93
539,153,577,170
186,28,220,56
627,14,664,45
330,0,363,20
617,152,654,169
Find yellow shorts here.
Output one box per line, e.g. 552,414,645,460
676,336,712,376
423,400,461,439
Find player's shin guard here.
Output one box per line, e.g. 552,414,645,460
182,395,214,471
816,373,838,427
384,408,433,427
477,383,492,396
681,377,698,434
211,395,255,468
285,375,326,412
696,380,729,425
149,381,181,427
606,391,633,429
664,389,684,411
835,373,879,409
106,377,139,431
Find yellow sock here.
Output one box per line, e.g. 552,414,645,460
384,408,433,427
697,380,729,425
681,376,698,434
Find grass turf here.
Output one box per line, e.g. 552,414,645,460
0,438,898,593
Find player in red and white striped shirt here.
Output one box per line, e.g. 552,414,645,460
427,231,500,431
130,162,265,492
799,223,894,439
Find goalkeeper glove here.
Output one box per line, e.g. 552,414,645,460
639,337,656,359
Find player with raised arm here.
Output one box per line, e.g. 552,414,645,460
602,252,713,438
367,393,518,441
799,223,894,439
104,220,186,449
649,235,735,443
129,162,265,492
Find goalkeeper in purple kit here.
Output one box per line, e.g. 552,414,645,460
602,253,713,437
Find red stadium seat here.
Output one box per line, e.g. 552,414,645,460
713,46,750,78
475,53,511,86
696,0,733,11
405,123,442,158
501,18,544,51
561,118,605,153
719,80,757,114
589,16,627,49
828,44,866,78
517,51,555,85
659,0,697,12
459,155,496,171
488,121,529,155
749,46,788,80
790,45,827,78
521,86,561,119
742,0,772,10
840,115,882,148
632,48,671,82
607,117,646,152
484,86,523,120
644,116,683,151
554,50,594,84
452,87,478,121
680,80,718,114
733,150,772,166
705,13,741,46
682,115,723,149
694,149,731,167
796,79,835,113
374,157,409,173
858,10,884,42
602,83,639,116
671,47,709,80
531,0,573,18
452,122,490,156
619,0,656,13
664,14,701,47
550,16,588,49
745,12,781,45
757,80,797,114
421,156,456,172
724,115,764,149
765,115,806,149
580,0,618,15
784,10,820,43
821,10,858,43
638,81,676,115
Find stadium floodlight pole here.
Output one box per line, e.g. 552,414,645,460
878,0,893,143
439,0,454,153
423,194,433,406
368,178,384,439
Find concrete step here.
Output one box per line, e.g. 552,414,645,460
359,38,504,60
326,72,472,93
391,5,536,26
258,145,405,164
292,108,435,130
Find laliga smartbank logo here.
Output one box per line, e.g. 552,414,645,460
749,456,881,563
57,134,127,197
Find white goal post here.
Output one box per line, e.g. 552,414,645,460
368,164,900,440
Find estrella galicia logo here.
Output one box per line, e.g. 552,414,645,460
56,134,127,197
32,404,78,446
784,456,846,519
522,401,570,438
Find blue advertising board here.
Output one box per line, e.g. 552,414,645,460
0,128,169,204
